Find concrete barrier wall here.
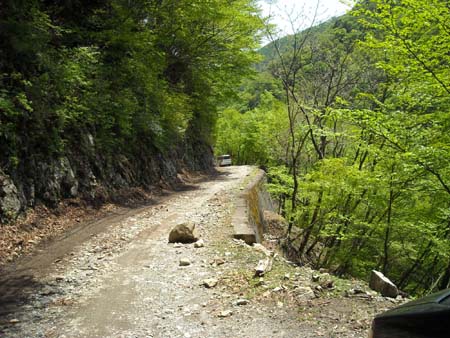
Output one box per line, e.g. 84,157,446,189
232,169,274,244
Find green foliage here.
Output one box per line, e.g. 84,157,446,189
215,89,288,164
215,0,450,294
0,0,263,169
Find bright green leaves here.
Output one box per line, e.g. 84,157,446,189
141,0,265,148
0,0,264,162
357,0,450,96
354,0,450,198
215,89,288,164
214,0,450,294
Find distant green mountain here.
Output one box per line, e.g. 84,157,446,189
257,12,363,71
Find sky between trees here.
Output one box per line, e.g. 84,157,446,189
258,0,353,42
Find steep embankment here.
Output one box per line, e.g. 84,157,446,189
0,137,213,220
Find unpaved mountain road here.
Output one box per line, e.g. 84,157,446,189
0,165,394,338
0,166,297,338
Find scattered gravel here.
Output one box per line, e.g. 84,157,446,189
0,166,401,338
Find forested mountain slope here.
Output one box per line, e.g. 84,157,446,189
257,18,336,71
0,0,262,223
215,0,450,295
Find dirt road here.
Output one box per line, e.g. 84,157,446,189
0,166,289,338
0,166,395,338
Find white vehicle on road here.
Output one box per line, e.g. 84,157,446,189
217,154,232,166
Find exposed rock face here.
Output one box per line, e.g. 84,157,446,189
369,270,399,298
35,157,79,205
0,136,214,223
168,222,199,243
0,170,21,222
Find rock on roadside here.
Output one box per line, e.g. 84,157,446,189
233,298,249,306
369,270,399,298
194,239,205,248
294,286,316,301
218,310,233,318
179,258,191,266
168,222,199,243
202,278,218,288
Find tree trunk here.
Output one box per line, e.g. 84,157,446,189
439,260,450,290
382,165,395,274
298,190,323,255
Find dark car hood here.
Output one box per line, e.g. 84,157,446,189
377,288,450,319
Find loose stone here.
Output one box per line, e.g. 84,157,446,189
179,258,191,266
194,239,205,248
234,298,249,306
218,310,233,318
202,278,218,288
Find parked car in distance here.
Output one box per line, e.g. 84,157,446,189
369,288,450,338
217,154,232,166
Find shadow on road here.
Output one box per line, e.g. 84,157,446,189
0,166,240,322
0,272,45,318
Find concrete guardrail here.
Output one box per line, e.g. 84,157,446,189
232,169,274,244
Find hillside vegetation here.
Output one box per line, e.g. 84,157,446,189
215,0,450,295
2,0,449,299
0,0,262,222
